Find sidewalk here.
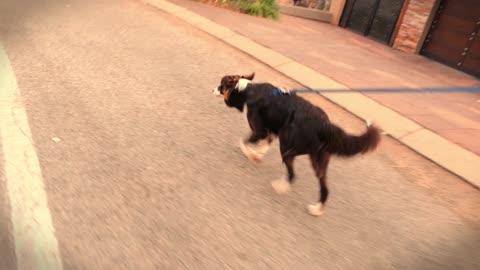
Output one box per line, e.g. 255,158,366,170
145,0,480,187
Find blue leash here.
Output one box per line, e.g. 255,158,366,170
273,86,480,95
272,88,319,96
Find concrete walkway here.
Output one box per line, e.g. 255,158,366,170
145,0,480,188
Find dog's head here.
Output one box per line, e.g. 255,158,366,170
212,72,255,100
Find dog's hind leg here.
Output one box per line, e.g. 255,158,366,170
307,151,330,216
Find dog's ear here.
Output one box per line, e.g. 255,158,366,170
241,72,255,80
224,89,233,101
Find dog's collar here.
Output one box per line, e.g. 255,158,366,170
272,88,293,96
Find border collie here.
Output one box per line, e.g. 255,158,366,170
212,73,381,216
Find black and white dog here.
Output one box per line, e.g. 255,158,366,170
213,73,380,216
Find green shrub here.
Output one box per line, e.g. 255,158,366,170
235,0,280,20
197,0,280,19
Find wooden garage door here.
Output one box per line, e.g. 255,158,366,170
421,0,480,77
340,0,405,44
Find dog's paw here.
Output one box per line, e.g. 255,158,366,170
271,177,291,194
239,139,262,163
252,140,271,156
306,203,324,216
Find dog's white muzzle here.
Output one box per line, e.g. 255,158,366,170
212,87,222,97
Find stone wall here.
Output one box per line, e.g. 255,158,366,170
392,0,437,53
278,0,331,11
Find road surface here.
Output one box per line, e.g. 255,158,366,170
0,0,479,269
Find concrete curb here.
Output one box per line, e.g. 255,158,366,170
145,0,480,188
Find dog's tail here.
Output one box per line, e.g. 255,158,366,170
320,120,380,157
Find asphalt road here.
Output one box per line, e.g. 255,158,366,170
0,0,479,269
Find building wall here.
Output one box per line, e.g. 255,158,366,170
392,0,438,53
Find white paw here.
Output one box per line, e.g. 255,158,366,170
239,139,262,162
306,203,324,216
248,140,271,158
271,177,291,194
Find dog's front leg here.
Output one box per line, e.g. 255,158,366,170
240,131,270,163
239,108,271,162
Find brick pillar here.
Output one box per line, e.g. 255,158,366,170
330,0,346,25
392,0,437,53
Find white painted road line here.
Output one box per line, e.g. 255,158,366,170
0,45,63,270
